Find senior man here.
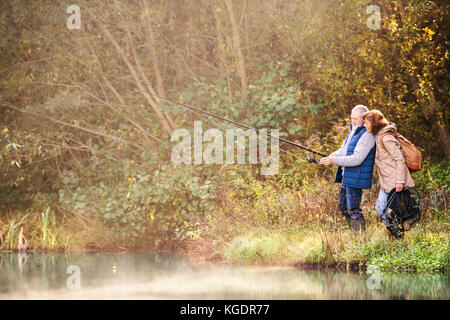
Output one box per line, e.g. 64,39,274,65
320,105,376,232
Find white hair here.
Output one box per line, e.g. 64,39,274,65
351,104,369,118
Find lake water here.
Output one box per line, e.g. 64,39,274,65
0,252,448,299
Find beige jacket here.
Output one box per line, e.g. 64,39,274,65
375,124,415,193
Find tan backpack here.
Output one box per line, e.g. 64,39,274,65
380,128,423,172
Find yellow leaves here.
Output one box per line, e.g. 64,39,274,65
389,20,398,36
423,27,435,39
424,27,435,36
149,207,155,222
358,48,368,57
142,8,151,17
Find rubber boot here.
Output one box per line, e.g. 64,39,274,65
345,215,352,228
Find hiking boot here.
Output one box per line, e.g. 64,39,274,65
345,216,352,228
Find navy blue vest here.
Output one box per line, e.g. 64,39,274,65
334,123,376,189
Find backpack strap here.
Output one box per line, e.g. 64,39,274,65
379,127,398,151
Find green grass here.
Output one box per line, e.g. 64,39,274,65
219,222,449,272
225,230,284,264
365,233,449,272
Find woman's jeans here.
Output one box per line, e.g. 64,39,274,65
375,189,390,227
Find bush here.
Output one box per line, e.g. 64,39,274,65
58,151,219,248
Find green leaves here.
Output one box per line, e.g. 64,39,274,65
56,152,218,247
179,59,317,140
368,235,449,273
288,123,303,135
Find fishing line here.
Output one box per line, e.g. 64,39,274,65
134,90,327,163
199,111,308,163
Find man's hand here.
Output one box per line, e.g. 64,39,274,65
320,157,334,166
395,183,404,192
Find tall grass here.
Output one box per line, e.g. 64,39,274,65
197,162,449,273
0,204,110,251
1,213,30,250
40,207,51,249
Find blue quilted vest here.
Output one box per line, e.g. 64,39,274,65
334,123,376,189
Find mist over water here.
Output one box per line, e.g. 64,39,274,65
0,252,448,299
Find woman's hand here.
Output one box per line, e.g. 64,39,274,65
395,183,404,192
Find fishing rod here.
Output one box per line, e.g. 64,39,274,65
135,90,328,162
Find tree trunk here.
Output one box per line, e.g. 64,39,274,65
87,41,162,144
214,1,234,101
225,0,248,99
141,2,176,131
124,24,175,132
142,0,165,97
87,9,174,137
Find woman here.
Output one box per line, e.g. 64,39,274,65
362,110,415,225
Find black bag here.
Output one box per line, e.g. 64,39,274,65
382,187,421,238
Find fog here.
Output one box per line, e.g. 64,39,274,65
0,252,448,299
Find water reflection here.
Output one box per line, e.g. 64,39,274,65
0,252,448,299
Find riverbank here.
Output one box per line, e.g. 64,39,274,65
183,165,449,273
1,163,448,273
2,199,447,274
184,221,449,273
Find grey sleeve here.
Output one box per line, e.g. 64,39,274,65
333,133,375,167
330,140,346,157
